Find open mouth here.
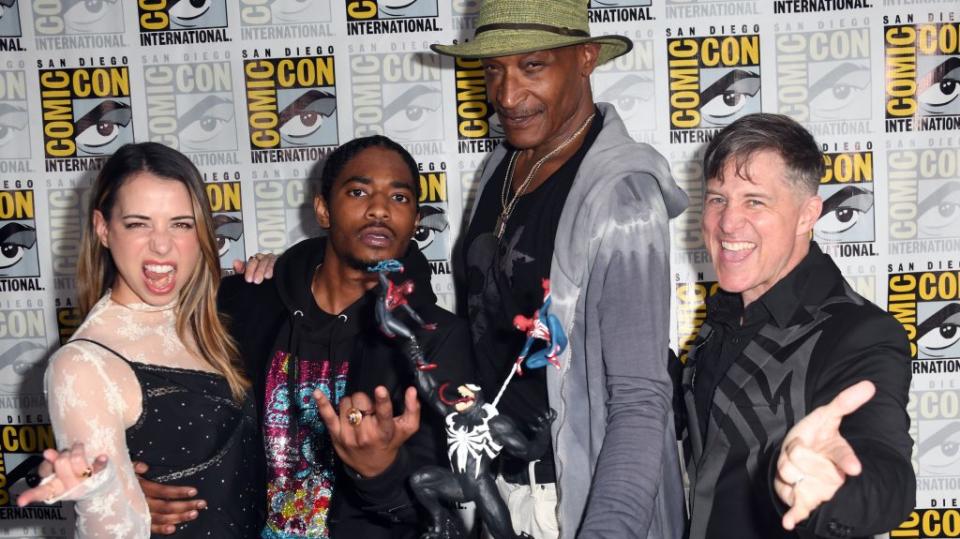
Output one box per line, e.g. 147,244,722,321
143,263,176,295
720,240,756,262
359,225,395,248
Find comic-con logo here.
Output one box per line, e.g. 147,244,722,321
239,0,332,40
888,269,960,367
350,51,443,151
887,144,960,252
32,0,126,49
0,67,30,164
670,150,706,261
243,51,338,164
666,29,762,144
143,59,238,158
138,0,229,46
884,17,960,133
815,147,877,257
0,0,25,52
588,0,652,24
895,509,960,538
450,0,479,31
415,166,449,264
38,62,133,172
776,26,872,136
594,35,656,142
455,57,501,155
675,278,719,364
0,303,47,395
252,172,325,253
0,423,57,510
47,184,87,292
0,187,39,280
204,175,245,272
906,383,960,509
345,0,440,36
55,297,81,344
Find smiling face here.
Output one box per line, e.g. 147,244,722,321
702,150,822,306
315,146,419,270
482,44,598,152
94,172,201,306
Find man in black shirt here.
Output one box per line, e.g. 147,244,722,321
681,113,915,538
432,0,688,537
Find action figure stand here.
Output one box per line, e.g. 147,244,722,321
369,261,566,539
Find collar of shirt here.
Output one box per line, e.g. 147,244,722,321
707,241,839,330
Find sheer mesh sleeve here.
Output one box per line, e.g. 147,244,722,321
45,342,151,539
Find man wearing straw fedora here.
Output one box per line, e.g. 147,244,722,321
433,1,687,537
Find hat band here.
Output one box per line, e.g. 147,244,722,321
475,22,590,38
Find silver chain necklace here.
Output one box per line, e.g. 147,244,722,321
494,112,596,240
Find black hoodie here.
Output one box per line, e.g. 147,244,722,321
218,237,474,538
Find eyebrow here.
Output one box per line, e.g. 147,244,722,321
343,176,415,191
121,214,196,221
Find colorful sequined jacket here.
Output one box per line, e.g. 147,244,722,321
218,237,474,538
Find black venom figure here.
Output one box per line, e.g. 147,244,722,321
369,260,554,539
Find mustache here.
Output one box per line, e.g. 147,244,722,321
359,220,396,237
495,106,543,119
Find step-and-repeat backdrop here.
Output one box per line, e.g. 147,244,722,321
0,0,956,537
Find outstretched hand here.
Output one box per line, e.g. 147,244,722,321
314,385,421,478
17,443,108,506
774,380,876,530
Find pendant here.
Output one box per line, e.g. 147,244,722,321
494,214,507,240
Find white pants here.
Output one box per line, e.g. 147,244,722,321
484,461,559,539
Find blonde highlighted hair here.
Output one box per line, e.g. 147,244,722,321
77,142,249,400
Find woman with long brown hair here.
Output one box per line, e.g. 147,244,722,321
18,142,262,537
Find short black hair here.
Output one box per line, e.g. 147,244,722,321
317,135,420,205
702,113,824,196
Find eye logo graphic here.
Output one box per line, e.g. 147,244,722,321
598,74,654,125
0,0,22,37
346,0,439,20
278,89,336,147
73,99,132,156
0,70,29,160
32,0,124,35
382,84,441,141
918,55,960,118
812,62,870,121
182,95,235,152
0,191,38,278
139,0,227,31
415,205,448,260
0,340,44,394
816,185,874,242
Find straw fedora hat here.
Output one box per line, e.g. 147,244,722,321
431,0,633,65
